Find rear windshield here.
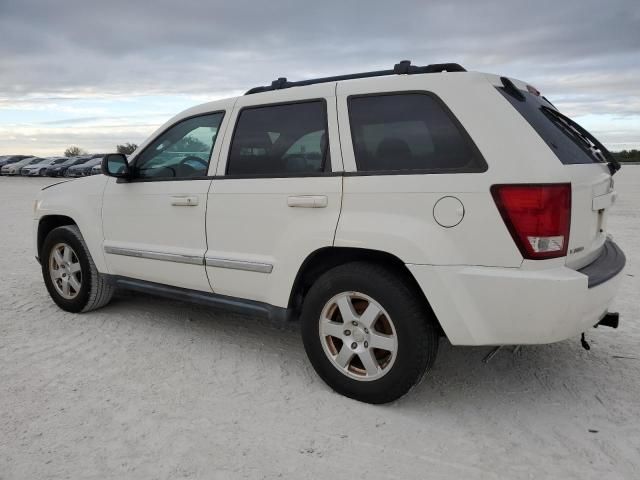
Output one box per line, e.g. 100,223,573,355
498,87,606,165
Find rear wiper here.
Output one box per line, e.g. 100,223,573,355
541,106,621,175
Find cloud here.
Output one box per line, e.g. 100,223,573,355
0,123,158,156
1,0,639,154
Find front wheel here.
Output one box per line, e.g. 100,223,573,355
301,262,439,404
41,225,114,313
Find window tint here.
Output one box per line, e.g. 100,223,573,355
134,113,224,179
227,101,329,176
498,88,605,165
348,93,484,173
349,93,486,173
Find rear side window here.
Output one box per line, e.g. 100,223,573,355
227,101,329,176
347,93,485,173
498,88,605,165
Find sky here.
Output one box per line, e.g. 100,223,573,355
0,0,639,156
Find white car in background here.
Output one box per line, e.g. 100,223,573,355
2,156,43,175
32,61,626,403
20,157,68,176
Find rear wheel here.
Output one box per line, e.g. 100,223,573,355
301,262,438,404
41,225,114,313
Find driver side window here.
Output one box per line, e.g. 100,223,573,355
133,112,224,180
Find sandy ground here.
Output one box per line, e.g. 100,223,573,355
0,170,638,480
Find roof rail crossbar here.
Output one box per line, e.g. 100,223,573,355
244,60,466,95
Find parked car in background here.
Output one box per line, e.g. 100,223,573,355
45,156,92,177
2,157,43,175
0,155,31,170
91,163,102,175
20,157,68,176
64,158,102,177
81,158,104,176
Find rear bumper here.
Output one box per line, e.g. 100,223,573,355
578,239,626,288
408,239,626,345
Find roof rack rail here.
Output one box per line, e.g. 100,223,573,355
244,60,466,95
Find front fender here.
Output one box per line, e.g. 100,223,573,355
34,176,109,272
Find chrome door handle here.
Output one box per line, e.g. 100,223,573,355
170,195,199,206
287,195,328,208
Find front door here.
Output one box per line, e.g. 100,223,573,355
102,110,228,292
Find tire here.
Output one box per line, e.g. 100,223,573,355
41,225,114,313
301,262,439,404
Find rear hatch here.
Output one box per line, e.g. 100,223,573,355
495,77,620,269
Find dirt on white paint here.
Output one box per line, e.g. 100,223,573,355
1,170,639,479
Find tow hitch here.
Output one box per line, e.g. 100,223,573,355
581,312,620,350
596,312,620,329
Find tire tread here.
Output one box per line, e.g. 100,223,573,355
47,225,114,312
301,261,438,404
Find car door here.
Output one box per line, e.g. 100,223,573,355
102,106,232,291
205,83,343,308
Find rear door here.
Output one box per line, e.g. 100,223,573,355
205,83,343,308
496,80,616,269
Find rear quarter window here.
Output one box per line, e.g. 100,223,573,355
347,93,486,173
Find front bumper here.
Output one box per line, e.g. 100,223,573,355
408,239,626,346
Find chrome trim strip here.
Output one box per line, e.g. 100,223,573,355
104,246,204,266
205,257,273,274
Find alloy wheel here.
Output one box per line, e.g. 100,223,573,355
319,291,398,381
49,242,82,299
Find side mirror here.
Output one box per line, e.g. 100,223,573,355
101,153,131,179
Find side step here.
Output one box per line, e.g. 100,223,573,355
105,275,292,322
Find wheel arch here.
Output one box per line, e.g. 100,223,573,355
288,246,444,335
37,215,77,260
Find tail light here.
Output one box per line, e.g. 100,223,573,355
491,184,571,260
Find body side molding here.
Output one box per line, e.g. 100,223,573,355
104,245,274,273
104,245,204,265
205,256,273,273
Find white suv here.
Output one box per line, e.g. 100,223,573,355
33,61,626,403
